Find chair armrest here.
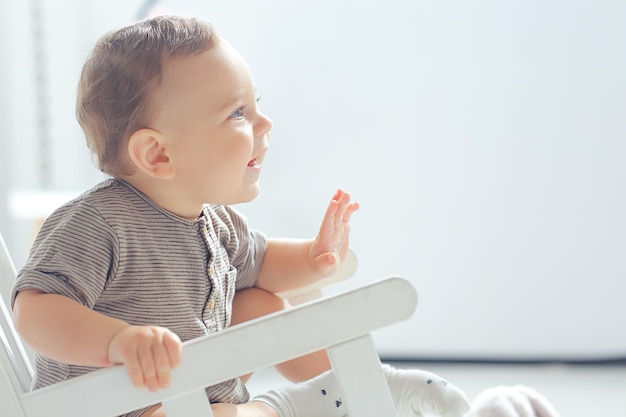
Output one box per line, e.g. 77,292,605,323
20,277,417,417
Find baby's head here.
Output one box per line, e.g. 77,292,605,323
77,16,272,215
77,16,216,177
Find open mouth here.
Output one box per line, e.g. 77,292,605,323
247,158,261,168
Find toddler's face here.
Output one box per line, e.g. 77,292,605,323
149,39,273,208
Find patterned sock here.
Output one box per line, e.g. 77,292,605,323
251,369,347,417
251,364,470,417
382,364,470,417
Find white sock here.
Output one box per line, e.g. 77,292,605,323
252,370,347,417
382,364,470,417
252,364,470,417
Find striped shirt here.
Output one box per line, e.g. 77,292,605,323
12,178,267,416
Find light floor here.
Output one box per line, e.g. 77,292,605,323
246,361,626,417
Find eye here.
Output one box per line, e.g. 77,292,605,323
230,107,245,119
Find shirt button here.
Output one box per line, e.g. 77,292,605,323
209,266,216,276
209,299,215,310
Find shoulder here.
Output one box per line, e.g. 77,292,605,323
47,178,132,216
48,178,172,227
36,178,154,248
31,180,125,253
41,180,117,229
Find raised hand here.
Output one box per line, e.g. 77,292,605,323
309,189,360,277
108,325,183,392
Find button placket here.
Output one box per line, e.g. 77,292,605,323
201,219,218,321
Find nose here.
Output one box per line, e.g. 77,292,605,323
254,111,273,140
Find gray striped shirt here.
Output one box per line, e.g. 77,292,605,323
12,178,267,416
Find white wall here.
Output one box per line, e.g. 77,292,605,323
1,0,624,360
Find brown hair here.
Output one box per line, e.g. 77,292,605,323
76,16,218,176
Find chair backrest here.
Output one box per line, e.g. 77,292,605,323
1,233,34,395
0,231,357,400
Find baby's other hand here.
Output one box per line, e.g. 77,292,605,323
310,189,359,277
108,325,182,392
466,385,561,417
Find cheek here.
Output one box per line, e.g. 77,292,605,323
188,127,253,171
223,132,254,161
202,143,250,178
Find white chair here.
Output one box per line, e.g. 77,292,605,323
1,233,418,417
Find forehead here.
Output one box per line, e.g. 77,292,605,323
160,40,254,105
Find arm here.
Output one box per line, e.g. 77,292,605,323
255,189,359,293
13,289,182,392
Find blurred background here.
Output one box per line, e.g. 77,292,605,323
1,0,624,366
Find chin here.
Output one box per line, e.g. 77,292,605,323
244,188,260,202
245,185,261,201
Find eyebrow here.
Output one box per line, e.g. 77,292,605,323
217,93,242,112
217,87,258,112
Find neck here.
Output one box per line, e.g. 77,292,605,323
119,175,203,220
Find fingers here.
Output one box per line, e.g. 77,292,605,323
123,348,146,390
163,330,183,369
313,189,359,275
342,200,359,223
320,189,359,239
138,339,160,391
140,338,173,391
331,189,360,223
109,326,182,392
318,202,339,241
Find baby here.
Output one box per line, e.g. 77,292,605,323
12,15,469,417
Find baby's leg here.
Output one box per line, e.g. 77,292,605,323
231,287,331,382
228,288,471,417
253,366,470,417
140,401,279,417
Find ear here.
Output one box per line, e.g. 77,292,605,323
127,128,175,179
